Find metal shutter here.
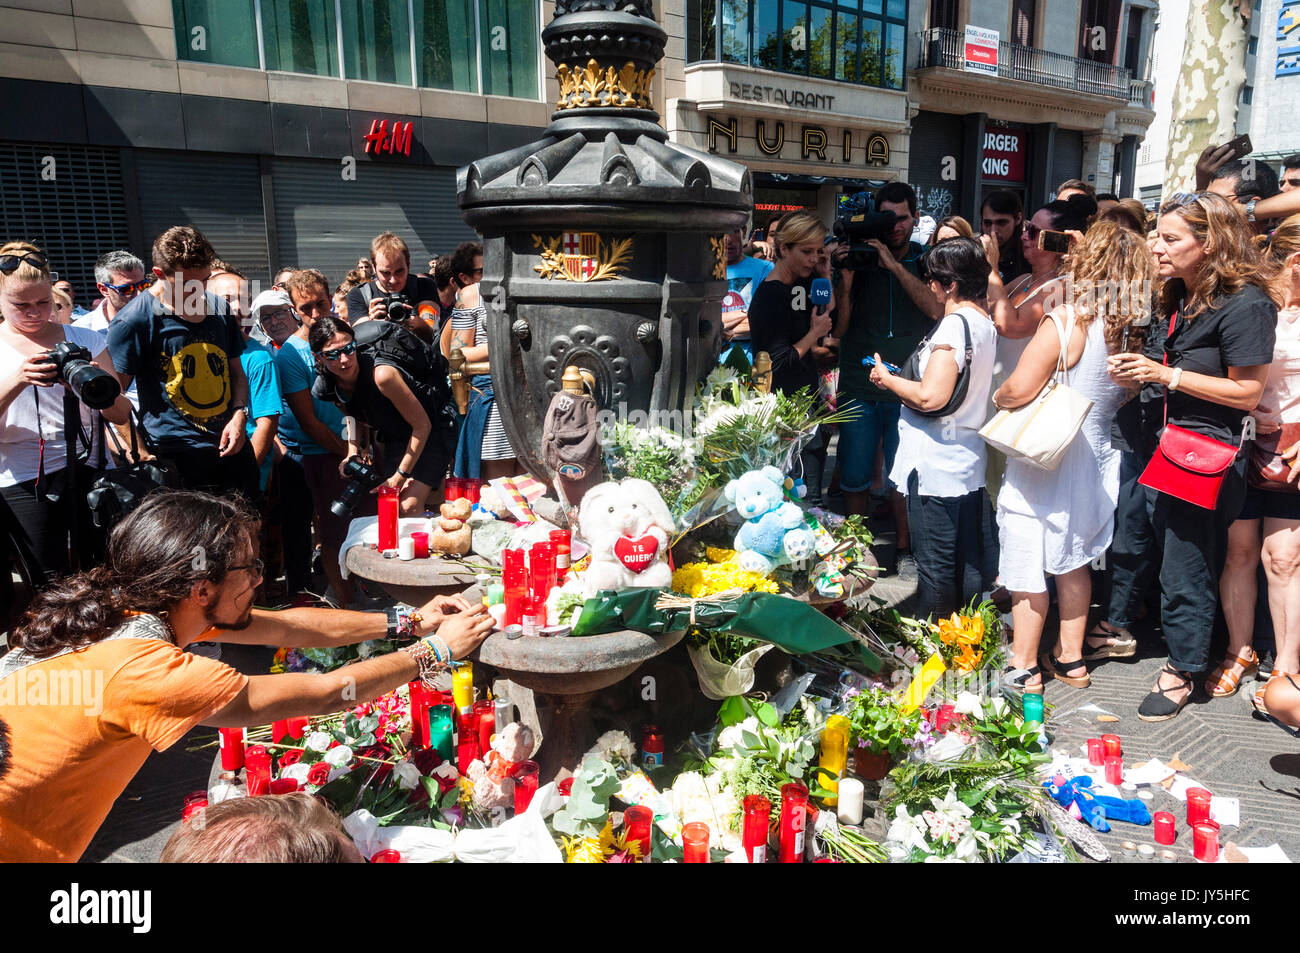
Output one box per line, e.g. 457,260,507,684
1051,129,1084,192
270,158,476,286
0,142,129,296
907,111,966,225
134,151,269,282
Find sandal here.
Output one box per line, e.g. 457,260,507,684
1003,664,1044,694
1253,669,1284,716
1083,621,1137,660
1138,664,1195,722
1042,654,1091,688
1204,648,1259,699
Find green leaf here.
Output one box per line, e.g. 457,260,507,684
718,696,745,726
739,730,762,750
439,785,461,810
754,702,780,727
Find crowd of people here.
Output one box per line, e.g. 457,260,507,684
732,145,1300,733
6,143,1300,862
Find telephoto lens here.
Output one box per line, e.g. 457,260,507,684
46,342,121,409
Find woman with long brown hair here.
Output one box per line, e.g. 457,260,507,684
1109,192,1279,721
993,222,1157,692
1213,216,1300,712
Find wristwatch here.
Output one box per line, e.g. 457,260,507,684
1245,198,1258,223
231,404,250,418
396,466,413,479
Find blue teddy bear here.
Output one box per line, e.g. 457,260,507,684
724,466,817,574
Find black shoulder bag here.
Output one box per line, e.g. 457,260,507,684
86,411,178,530
895,310,974,418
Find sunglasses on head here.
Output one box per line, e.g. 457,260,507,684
0,252,48,274
1161,191,1205,213
320,341,357,361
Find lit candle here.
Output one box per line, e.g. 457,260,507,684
410,531,429,559
244,745,271,796
218,727,245,771
779,782,808,863
817,715,850,807
743,795,771,863
681,822,710,863
623,804,653,860
836,777,865,826
474,700,496,754
452,663,475,718
510,760,541,815
408,680,429,750
1101,734,1122,757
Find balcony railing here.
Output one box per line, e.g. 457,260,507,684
1128,78,1154,108
917,27,1131,100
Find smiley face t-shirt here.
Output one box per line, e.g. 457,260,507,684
107,290,245,453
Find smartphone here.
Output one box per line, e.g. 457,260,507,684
1038,229,1071,254
861,356,901,373
751,228,765,243
1223,133,1253,162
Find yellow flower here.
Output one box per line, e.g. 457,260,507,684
600,819,644,860
563,834,606,864
705,546,737,563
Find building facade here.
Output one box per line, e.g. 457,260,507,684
0,0,1157,292
1236,0,1300,169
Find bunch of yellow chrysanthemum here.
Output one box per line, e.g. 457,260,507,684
671,548,780,599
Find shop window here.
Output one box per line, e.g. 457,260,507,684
1011,0,1035,47
341,0,414,84
479,0,539,98
700,0,906,88
262,0,340,76
172,0,260,68
417,0,479,92
928,0,958,31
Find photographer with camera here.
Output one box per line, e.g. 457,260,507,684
345,232,439,338
309,315,455,514
833,183,942,563
277,269,354,607
0,241,132,612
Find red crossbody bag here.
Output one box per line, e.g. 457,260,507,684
1137,312,1243,510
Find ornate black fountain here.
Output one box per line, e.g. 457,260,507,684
457,0,752,477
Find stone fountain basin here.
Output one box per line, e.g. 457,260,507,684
475,627,686,695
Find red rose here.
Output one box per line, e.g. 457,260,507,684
307,762,332,786
279,748,304,766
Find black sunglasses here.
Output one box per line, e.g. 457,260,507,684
0,252,47,274
320,341,357,361
227,558,265,578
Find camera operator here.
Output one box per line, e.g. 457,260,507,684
0,489,494,861
834,183,942,558
346,232,439,339
310,315,455,514
0,241,132,603
106,226,258,500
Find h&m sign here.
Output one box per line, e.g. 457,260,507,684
362,118,415,156
708,117,890,166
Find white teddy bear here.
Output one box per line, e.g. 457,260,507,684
576,478,676,594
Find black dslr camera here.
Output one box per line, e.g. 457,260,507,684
832,209,898,271
380,291,412,323
44,341,120,409
331,457,385,517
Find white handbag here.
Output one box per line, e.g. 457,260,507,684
979,310,1093,471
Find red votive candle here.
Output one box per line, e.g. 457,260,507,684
245,745,271,796
1086,738,1105,766
681,822,710,863
270,720,289,744
623,804,653,859
458,736,480,775
474,700,496,755
181,791,208,821
550,529,571,582
743,795,771,863
1153,811,1177,845
465,479,482,504
510,760,541,815
445,477,464,501
410,531,429,559
1101,734,1122,757
408,680,429,749
286,716,309,740
378,486,400,552
1186,787,1213,826
557,777,574,796
1192,820,1220,863
370,849,402,863
1104,755,1124,786
269,778,299,795
933,704,957,731
502,548,528,626
529,542,556,602
779,782,809,864
219,727,245,771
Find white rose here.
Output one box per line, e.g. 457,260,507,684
393,761,423,791
279,763,312,786
954,691,984,720
433,762,459,781
324,745,353,767
305,731,332,752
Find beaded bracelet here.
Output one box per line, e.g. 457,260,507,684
401,636,450,683
386,606,424,641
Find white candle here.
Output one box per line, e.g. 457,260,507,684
399,537,415,561
837,778,864,826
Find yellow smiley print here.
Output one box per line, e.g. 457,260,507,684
162,341,230,423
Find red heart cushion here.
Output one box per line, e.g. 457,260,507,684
614,534,660,574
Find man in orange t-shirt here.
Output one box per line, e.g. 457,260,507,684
0,490,493,862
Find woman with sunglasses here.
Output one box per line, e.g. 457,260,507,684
1109,191,1279,721
309,316,451,514
0,242,133,617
